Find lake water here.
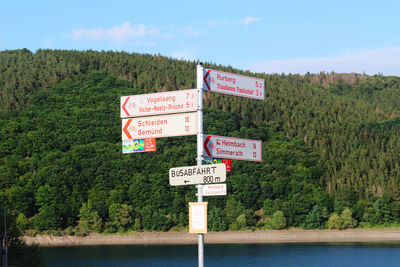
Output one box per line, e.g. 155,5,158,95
40,242,400,267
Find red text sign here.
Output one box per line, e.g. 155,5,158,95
202,184,227,196
121,89,197,118
122,112,197,140
203,135,262,162
203,68,264,100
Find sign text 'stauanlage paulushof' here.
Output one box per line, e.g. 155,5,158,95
203,68,265,100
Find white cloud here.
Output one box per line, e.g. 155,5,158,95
249,48,400,76
70,22,159,44
182,24,203,37
242,17,261,25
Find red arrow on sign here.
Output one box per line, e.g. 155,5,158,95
203,135,212,156
122,96,131,117
123,119,133,139
203,70,211,90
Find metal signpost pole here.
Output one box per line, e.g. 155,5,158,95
196,63,204,267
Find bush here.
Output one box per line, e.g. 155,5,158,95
79,202,103,232
65,226,75,236
271,210,287,230
134,218,141,231
16,213,29,231
256,216,271,229
302,205,327,229
340,208,357,229
236,214,247,229
52,230,61,236
327,213,342,229
113,204,133,231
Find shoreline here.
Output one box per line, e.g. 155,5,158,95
24,228,400,247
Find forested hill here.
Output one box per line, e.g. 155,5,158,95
1,49,400,233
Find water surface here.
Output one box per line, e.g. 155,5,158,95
41,242,400,266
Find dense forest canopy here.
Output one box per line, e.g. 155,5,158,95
1,49,400,233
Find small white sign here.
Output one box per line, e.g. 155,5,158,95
122,112,197,140
203,68,265,100
121,89,197,118
202,184,227,196
189,202,208,234
169,164,226,186
203,135,262,162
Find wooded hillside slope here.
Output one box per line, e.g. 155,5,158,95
1,49,400,232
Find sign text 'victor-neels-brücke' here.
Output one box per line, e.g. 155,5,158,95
121,89,197,118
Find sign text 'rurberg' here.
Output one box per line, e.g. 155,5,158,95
203,68,265,100
203,135,262,162
122,112,197,140
121,89,197,118
169,164,226,186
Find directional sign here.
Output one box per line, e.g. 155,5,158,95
122,138,156,153
169,164,226,186
122,112,197,140
202,184,227,196
121,89,197,118
203,68,265,100
203,135,262,162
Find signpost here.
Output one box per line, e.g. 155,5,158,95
203,68,265,100
120,63,264,267
121,89,197,118
203,135,262,162
122,112,197,140
169,164,226,186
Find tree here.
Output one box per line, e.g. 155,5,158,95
113,204,133,231
327,213,342,229
208,206,228,231
303,205,326,229
271,210,287,230
340,208,357,229
79,202,103,232
236,214,247,229
0,206,44,266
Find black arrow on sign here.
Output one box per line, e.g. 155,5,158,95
184,180,190,184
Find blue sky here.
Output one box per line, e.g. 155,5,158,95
1,0,400,75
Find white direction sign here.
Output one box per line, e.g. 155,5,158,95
169,164,226,186
203,135,262,162
201,184,227,196
121,89,197,118
203,68,265,100
122,112,197,140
